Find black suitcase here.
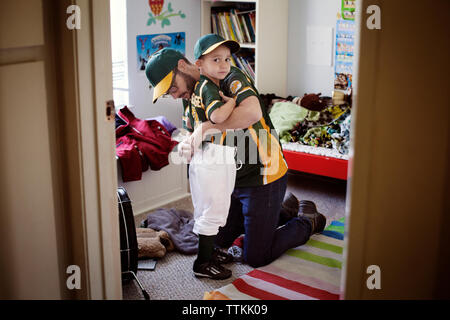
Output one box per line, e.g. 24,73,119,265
117,186,149,300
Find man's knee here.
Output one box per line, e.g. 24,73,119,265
245,251,269,268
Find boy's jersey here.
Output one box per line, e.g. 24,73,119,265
183,75,225,130
182,66,288,188
182,75,226,145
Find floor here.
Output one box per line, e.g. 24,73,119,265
123,170,347,300
285,170,347,222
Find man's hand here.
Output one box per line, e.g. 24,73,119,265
178,135,194,163
178,123,218,162
188,123,206,154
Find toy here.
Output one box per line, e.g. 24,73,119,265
294,93,329,112
136,227,175,259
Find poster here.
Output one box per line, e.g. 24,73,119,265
136,32,185,71
334,19,355,91
341,0,356,21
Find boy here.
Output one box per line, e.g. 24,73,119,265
186,34,241,280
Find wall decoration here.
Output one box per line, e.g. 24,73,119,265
341,0,356,21
334,19,355,91
136,32,186,71
147,1,186,28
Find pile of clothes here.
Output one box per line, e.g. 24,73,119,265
265,93,352,155
115,106,179,182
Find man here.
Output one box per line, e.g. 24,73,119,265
145,43,326,268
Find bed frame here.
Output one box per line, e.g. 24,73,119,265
283,148,348,180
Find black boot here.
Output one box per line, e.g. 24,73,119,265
298,200,326,235
281,192,300,218
278,192,300,226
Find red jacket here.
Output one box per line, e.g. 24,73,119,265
116,106,178,182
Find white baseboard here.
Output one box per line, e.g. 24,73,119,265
117,161,189,217
132,191,191,216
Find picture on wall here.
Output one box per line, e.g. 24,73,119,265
334,19,355,91
341,0,356,21
147,1,186,28
136,32,186,71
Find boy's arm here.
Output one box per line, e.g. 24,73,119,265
214,67,262,129
209,91,236,124
187,96,261,155
191,95,262,145
214,95,261,130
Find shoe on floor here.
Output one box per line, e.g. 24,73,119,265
281,192,300,218
193,260,232,280
298,200,326,235
211,247,234,264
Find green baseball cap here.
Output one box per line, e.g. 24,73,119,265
194,34,240,60
145,48,185,103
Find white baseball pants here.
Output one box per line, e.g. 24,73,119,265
189,143,236,236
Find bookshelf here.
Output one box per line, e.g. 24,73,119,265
201,0,288,97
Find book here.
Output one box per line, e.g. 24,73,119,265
230,9,244,43
218,13,230,40
224,12,237,41
214,14,224,37
211,14,217,34
244,14,255,42
237,55,254,81
229,54,238,67
238,13,251,43
232,53,245,71
249,12,256,31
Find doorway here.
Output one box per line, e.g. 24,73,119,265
109,0,355,300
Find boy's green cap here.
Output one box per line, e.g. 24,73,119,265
194,34,240,60
145,48,185,103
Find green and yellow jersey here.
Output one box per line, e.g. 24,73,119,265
182,75,225,130
182,67,288,188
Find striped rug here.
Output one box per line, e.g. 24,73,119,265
204,217,345,300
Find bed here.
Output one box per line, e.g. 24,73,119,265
265,94,351,181
282,143,348,180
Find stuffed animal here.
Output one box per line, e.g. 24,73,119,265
293,93,329,112
136,228,175,259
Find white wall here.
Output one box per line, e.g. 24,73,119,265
126,0,201,127
287,0,341,97
118,0,201,215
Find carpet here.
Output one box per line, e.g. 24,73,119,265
204,217,345,300
123,172,347,300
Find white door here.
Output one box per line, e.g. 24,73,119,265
0,0,62,299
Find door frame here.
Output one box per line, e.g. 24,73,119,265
58,0,122,299
340,0,381,299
